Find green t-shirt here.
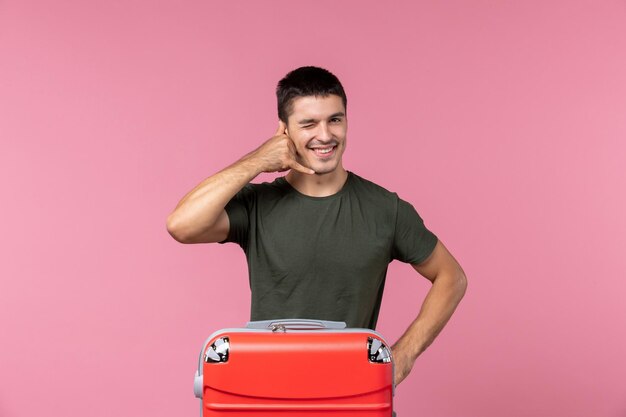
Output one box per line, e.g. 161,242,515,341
220,171,438,330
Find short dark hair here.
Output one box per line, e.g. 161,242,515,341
276,66,347,123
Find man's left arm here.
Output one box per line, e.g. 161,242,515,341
391,239,468,385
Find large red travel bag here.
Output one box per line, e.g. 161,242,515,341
194,318,396,416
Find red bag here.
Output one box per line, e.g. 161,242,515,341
194,318,396,416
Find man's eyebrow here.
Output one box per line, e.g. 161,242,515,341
297,112,345,124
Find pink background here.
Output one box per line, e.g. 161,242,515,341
1,1,625,416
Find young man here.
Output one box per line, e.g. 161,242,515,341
167,66,467,385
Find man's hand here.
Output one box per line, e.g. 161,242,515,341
248,120,315,175
391,342,416,386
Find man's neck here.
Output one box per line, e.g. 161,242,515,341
285,167,349,197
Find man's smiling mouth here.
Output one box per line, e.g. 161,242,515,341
307,140,339,159
309,145,337,158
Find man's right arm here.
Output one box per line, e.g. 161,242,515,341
166,120,313,244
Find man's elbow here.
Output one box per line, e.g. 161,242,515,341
166,213,192,244
455,268,468,299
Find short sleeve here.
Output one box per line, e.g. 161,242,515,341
391,197,438,265
218,183,255,249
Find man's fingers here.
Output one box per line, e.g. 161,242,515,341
289,160,315,175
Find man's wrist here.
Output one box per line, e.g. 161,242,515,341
393,323,430,361
238,151,266,177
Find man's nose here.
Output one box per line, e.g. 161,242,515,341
316,122,332,141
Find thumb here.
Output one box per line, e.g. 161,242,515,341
289,160,315,175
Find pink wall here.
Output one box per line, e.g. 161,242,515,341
1,1,625,416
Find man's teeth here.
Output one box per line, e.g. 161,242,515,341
313,147,334,154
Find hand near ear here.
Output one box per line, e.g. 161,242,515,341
248,120,315,175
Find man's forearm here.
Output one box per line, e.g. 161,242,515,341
394,270,466,358
391,269,467,384
166,153,263,241
167,121,313,243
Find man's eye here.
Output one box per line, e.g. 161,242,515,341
303,125,313,128
331,118,341,123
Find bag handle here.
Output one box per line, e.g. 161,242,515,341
246,318,347,331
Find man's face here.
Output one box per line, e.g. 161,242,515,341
285,94,347,175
